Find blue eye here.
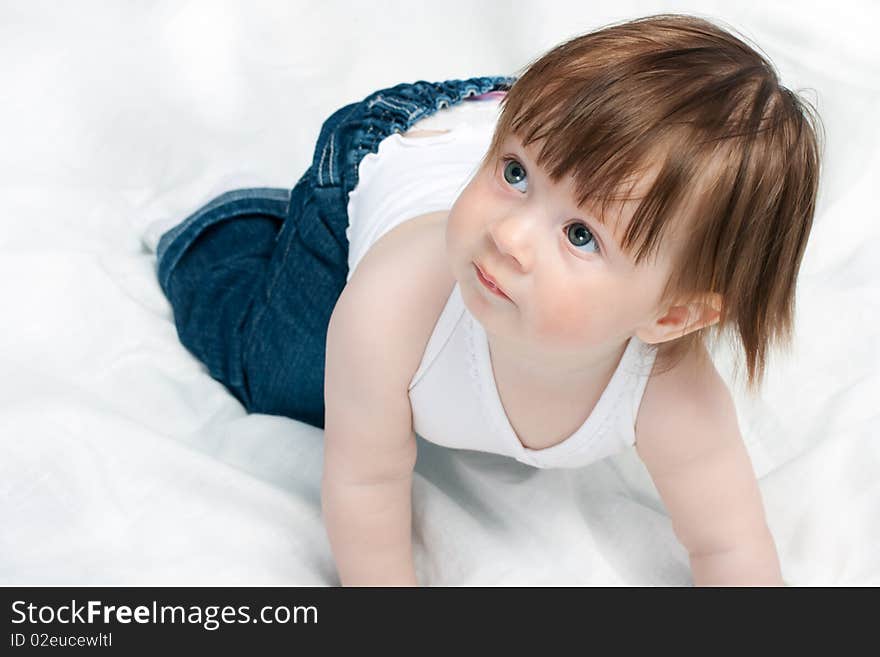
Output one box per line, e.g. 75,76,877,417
502,158,528,192
565,222,600,255
502,156,601,256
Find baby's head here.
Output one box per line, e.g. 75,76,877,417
446,13,823,393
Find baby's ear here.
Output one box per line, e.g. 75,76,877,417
635,293,722,344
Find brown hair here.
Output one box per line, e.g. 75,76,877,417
482,12,824,393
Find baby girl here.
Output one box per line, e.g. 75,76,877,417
146,13,822,586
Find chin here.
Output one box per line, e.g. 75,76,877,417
459,282,504,334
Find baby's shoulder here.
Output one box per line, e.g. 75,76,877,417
337,211,455,386
634,342,742,469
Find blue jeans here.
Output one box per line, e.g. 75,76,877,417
155,76,516,429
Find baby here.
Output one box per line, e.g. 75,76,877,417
149,13,822,586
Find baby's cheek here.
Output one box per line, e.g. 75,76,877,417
532,297,598,347
444,212,468,256
446,197,479,246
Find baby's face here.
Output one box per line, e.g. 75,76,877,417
445,133,679,356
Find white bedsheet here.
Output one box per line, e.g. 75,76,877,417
1,0,877,585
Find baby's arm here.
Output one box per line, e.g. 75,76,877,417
322,267,420,586
635,354,783,586
321,212,451,586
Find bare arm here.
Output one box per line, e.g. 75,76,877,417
321,471,418,586
655,429,784,586
321,212,452,587
689,533,782,586
322,271,420,586
636,353,783,587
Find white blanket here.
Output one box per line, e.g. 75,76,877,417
2,0,878,585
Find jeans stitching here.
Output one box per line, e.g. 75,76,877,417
318,142,327,186
375,96,412,113
328,132,335,185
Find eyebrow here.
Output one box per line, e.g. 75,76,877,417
507,137,629,258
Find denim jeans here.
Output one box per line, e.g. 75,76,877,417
155,76,516,429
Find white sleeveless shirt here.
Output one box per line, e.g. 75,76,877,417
345,98,658,469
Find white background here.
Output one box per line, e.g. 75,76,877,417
1,0,877,585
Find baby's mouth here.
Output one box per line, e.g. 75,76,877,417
474,262,511,301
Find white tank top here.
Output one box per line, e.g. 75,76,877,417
345,97,504,283
345,98,658,469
